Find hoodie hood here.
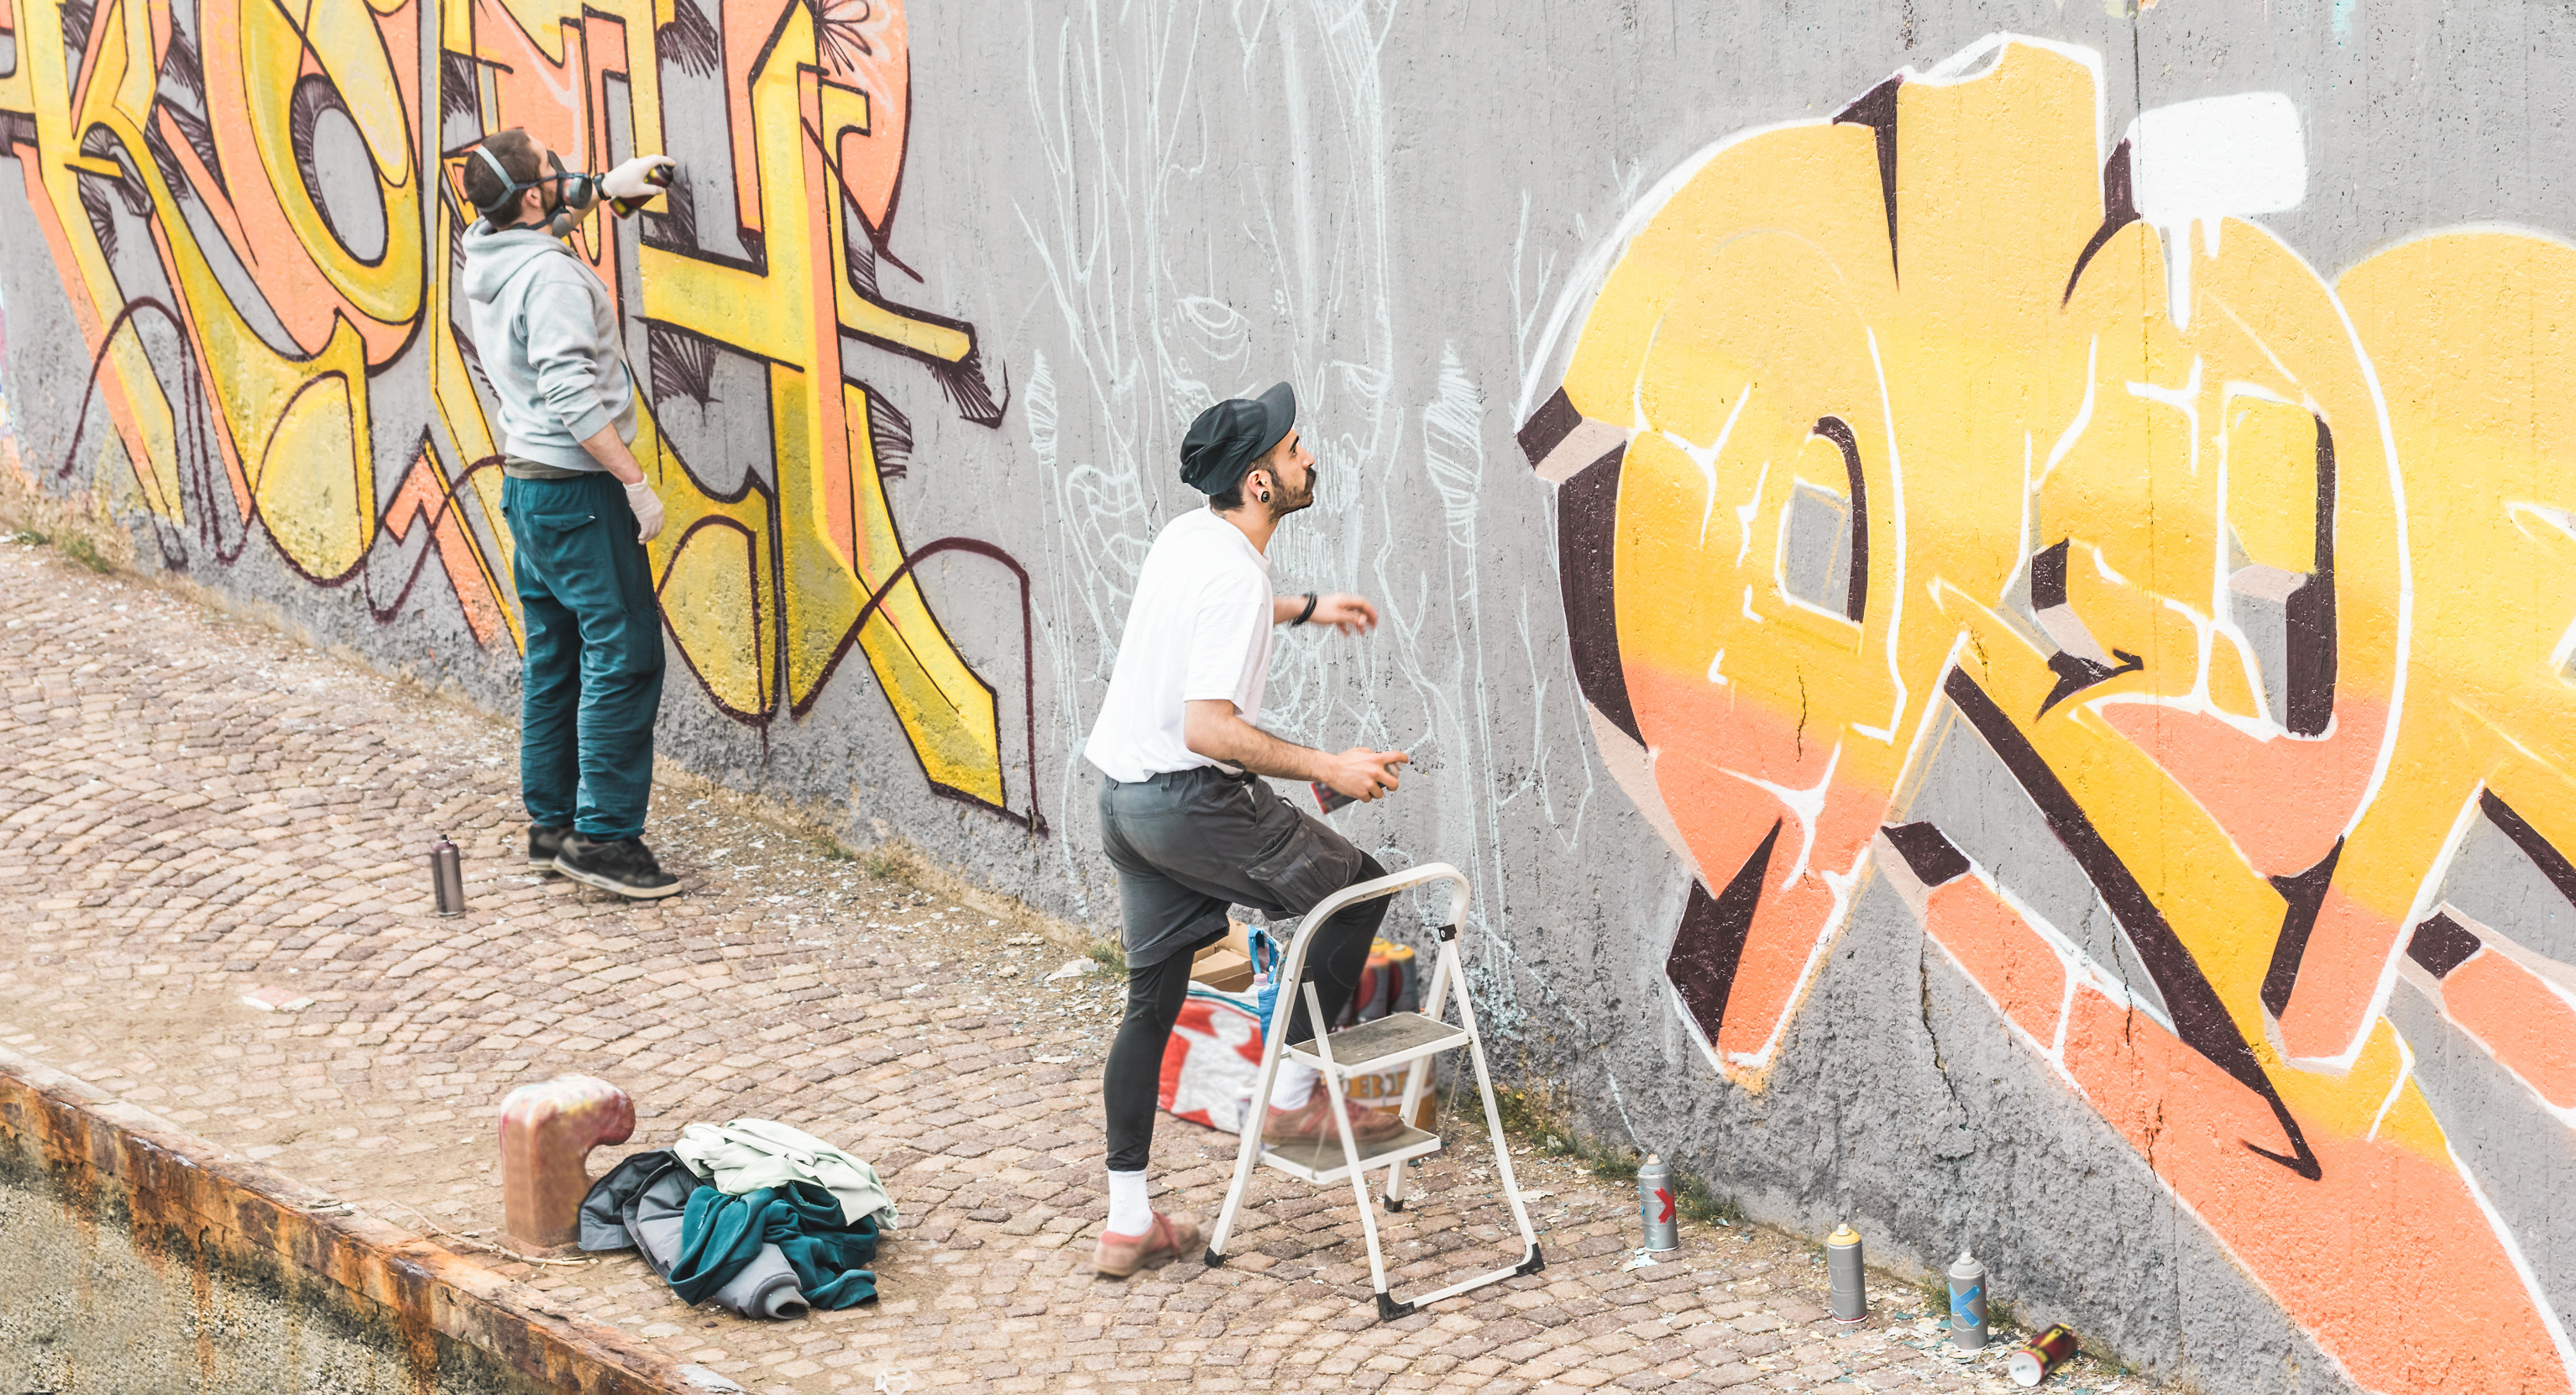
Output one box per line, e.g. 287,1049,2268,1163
461,222,576,306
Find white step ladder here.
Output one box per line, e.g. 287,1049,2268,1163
1202,863,1544,1321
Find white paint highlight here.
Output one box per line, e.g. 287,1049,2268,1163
2127,92,2306,330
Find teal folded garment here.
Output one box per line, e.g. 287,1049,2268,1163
670,1182,883,1308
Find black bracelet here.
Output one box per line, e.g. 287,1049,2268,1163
1292,592,1319,626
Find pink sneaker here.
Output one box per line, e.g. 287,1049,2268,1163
1261,1091,1406,1147
1092,1210,1202,1278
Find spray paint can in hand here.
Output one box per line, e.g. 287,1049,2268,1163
2008,1324,2078,1387
1947,1251,1987,1350
609,161,675,218
1827,1224,1867,1323
430,837,467,917
1636,1154,1678,1251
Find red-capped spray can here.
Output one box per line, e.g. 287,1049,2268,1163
1636,1154,1678,1251
1827,1224,1867,1322
2008,1324,2077,1387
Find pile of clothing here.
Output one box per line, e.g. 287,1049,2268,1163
578,1118,898,1319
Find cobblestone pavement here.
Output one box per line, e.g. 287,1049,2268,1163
0,538,2157,1394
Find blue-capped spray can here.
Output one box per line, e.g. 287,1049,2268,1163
1828,1224,1867,1322
1636,1154,1678,1251
1948,1251,1987,1350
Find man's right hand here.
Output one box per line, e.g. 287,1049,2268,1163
623,480,665,543
1319,747,1408,803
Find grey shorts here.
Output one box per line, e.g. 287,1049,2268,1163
1096,766,1367,969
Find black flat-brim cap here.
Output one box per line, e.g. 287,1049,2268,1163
1179,381,1296,495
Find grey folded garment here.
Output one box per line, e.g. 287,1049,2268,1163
587,1149,812,1320
631,1209,807,1319
709,1245,806,1319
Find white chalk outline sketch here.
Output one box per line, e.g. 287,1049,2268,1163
1015,0,1617,1041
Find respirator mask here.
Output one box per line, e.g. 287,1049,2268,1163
473,145,601,236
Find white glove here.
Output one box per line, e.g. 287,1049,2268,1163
599,155,676,203
622,480,665,543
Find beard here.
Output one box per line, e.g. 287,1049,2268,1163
1268,463,1317,518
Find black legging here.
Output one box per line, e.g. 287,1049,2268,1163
1103,853,1389,1172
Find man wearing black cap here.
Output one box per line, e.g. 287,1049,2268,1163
1080,381,1412,1277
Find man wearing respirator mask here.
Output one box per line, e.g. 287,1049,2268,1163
459,128,681,899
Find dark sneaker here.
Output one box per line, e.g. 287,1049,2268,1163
528,822,569,869
552,831,681,899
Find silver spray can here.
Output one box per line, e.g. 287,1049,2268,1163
430,837,467,916
1947,1250,1987,1350
1636,1154,1678,1251
1827,1224,1867,1322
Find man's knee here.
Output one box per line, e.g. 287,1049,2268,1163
1328,853,1391,926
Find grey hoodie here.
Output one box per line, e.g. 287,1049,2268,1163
460,223,637,472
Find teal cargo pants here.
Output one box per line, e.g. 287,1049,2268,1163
502,472,665,841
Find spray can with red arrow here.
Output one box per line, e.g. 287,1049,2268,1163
1636,1153,1678,1251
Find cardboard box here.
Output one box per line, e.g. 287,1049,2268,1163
1190,945,1255,992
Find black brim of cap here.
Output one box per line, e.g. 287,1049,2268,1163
1252,380,1297,460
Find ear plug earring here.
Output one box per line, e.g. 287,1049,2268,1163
1259,490,1270,503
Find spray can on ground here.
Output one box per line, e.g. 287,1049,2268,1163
2008,1324,2077,1387
1827,1224,1867,1322
1636,1154,1677,1251
430,836,467,916
1947,1251,1987,1350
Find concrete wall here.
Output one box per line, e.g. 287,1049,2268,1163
0,1172,546,1395
4,2,2575,1389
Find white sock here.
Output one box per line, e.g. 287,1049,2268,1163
1105,1168,1152,1235
1269,1061,1320,1111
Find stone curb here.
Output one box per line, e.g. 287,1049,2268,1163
0,1043,708,1394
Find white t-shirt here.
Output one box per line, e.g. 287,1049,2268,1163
1084,508,1274,783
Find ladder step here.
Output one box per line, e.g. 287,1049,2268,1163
1288,1012,1471,1074
1259,1125,1443,1184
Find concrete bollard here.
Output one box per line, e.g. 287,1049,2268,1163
498,1075,635,1250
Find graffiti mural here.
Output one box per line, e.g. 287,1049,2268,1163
1526,34,2576,1392
0,0,1040,827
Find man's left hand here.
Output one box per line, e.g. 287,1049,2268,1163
1310,593,1378,636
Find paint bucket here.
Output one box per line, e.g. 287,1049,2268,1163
1636,1154,1678,1251
1827,1224,1867,1322
1947,1251,1987,1350
2008,1324,2077,1387
431,837,467,916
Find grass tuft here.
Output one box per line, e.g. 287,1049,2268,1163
860,847,911,881
60,534,112,573
1673,1166,1746,1227
1494,1084,1743,1219
1086,938,1127,976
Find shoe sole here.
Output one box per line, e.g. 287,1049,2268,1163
1262,1125,1410,1149
550,854,683,899
528,855,559,872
